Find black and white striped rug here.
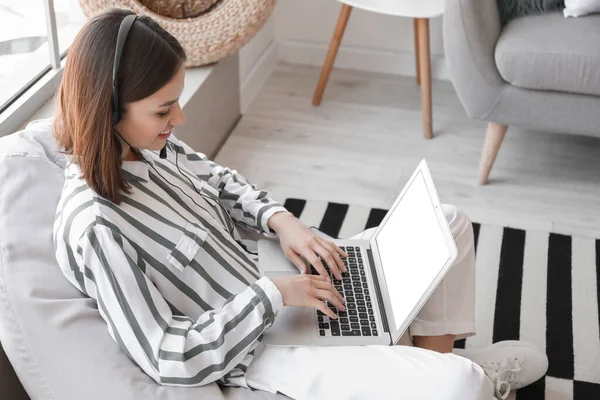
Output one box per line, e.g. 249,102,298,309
282,198,600,400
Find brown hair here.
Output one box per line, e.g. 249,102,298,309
53,8,186,204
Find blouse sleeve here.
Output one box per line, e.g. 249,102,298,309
69,223,283,387
167,135,288,237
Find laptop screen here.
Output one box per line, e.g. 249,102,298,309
373,170,452,331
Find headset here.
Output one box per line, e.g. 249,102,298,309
110,14,258,253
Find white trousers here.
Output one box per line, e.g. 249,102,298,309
243,204,495,400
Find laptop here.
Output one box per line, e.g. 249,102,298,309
257,159,458,346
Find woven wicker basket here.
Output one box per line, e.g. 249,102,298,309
77,0,276,67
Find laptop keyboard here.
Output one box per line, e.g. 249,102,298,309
311,245,379,337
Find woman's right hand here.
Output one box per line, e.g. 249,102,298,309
270,274,346,319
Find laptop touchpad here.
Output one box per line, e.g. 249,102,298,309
258,239,299,273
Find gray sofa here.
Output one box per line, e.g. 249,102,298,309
443,0,600,184
0,118,289,400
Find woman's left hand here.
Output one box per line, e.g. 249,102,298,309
268,212,348,280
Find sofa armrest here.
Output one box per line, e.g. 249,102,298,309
0,342,29,400
444,0,506,120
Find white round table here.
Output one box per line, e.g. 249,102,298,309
312,0,445,139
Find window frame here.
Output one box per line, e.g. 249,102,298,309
0,0,69,136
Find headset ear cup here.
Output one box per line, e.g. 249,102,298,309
112,80,120,125
111,87,118,125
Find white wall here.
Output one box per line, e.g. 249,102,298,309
239,1,448,112
274,0,447,79
239,16,277,113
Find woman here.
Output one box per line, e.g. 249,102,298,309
53,8,547,400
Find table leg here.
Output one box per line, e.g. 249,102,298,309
416,18,433,139
313,4,353,106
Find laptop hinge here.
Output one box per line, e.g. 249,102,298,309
367,248,390,333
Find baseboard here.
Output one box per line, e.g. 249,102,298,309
240,40,279,113
278,39,449,81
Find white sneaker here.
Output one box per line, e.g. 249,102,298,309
453,341,549,399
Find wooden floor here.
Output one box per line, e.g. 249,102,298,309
215,63,600,239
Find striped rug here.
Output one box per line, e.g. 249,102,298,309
282,198,600,400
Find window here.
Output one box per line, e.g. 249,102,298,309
0,0,85,114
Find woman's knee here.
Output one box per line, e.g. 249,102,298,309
434,355,492,400
442,204,474,241
382,348,491,399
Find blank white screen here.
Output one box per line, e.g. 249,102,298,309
374,171,451,331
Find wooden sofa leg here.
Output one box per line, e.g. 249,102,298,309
479,122,508,185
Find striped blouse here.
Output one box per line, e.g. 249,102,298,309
53,134,287,388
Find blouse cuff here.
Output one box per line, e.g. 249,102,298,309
260,205,289,237
256,276,284,318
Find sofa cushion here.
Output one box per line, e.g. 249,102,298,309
495,11,600,97
497,0,565,26
0,342,28,399
0,118,286,400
